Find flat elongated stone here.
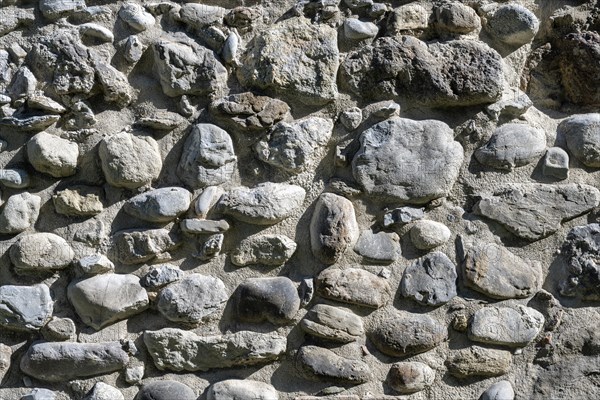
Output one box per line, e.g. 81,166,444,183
446,346,512,378
0,168,30,188
401,252,457,306
141,264,183,289
300,304,364,343
0,284,53,331
231,234,297,266
10,233,74,274
468,305,544,347
180,219,230,234
474,183,600,241
208,380,278,400
144,328,286,371
0,192,41,234
388,362,435,394
134,381,195,400
112,228,180,265
233,277,300,324
21,341,129,382
317,267,391,308
68,274,149,330
125,187,192,222
40,0,86,20
296,345,371,384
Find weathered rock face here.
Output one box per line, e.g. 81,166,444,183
53,186,104,216
400,252,457,306
300,304,364,343
560,224,600,300
124,187,192,222
0,284,53,331
112,228,180,265
296,345,371,384
468,305,545,347
10,233,74,274
558,32,600,106
446,346,512,378
231,234,296,267
233,277,300,324
316,267,391,308
560,113,600,167
0,192,41,234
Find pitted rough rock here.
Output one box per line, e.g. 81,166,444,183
468,305,545,347
125,187,192,222
141,264,183,289
462,241,542,299
85,382,125,400
27,132,79,177
446,346,512,378
133,381,195,400
0,284,53,331
93,61,134,108
119,3,155,32
112,228,180,265
558,32,600,106
560,113,600,167
353,230,400,263
388,362,435,394
388,4,429,33
238,17,339,105
255,117,333,172
543,147,569,179
0,192,41,234
296,345,371,384
369,311,447,356
144,328,286,371
20,341,129,382
310,193,359,264
177,124,237,188
41,316,76,341
99,131,162,189
352,117,464,204
409,220,452,250
231,234,297,266
401,252,457,306
434,3,480,34
153,36,227,97
10,233,74,274
208,379,278,400
560,223,600,300
219,182,306,225
474,183,600,241
475,123,546,170
53,186,104,216
479,380,515,400
157,274,228,324
68,274,149,330
317,267,391,308
300,304,364,343
485,4,539,46
233,277,300,324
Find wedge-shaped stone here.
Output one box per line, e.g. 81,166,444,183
300,304,364,343
316,267,391,308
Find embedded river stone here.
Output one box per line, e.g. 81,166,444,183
474,183,600,241
0,284,53,331
20,341,129,382
445,346,512,378
400,252,457,306
233,277,300,324
300,304,364,343
485,4,539,46
296,345,371,384
468,305,545,347
27,131,79,177
124,187,192,222
112,228,180,265
231,234,297,267
310,193,359,265
316,267,391,308
134,381,195,400
352,117,464,204
207,379,278,400
10,232,74,274
409,220,452,251
388,362,435,394
144,328,286,371
353,230,400,263
0,192,41,234
560,113,600,167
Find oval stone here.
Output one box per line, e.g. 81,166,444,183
10,233,74,274
124,186,192,222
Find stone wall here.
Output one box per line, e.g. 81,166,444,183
0,0,598,399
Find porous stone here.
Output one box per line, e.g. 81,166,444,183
387,362,435,394
233,277,300,324
485,4,539,46
177,124,237,188
479,381,515,400
300,304,364,343
20,341,129,382
85,382,124,400
231,234,297,267
0,192,41,234
388,4,429,33
468,305,545,347
310,193,359,265
124,187,192,222
93,61,134,108
78,254,114,275
401,252,457,306
560,114,600,167
353,230,400,263
68,274,149,330
112,228,179,265
352,117,464,204
208,379,278,400
409,220,452,250
99,131,162,189
558,33,600,106
53,186,104,216
144,328,286,371
369,311,447,356
10,233,74,274
435,3,480,34
543,147,569,179
119,2,155,32
157,274,228,324
195,233,224,260
475,123,546,170
446,346,512,378
0,284,53,331
339,107,362,131
219,182,306,225
27,132,79,177
238,17,339,105
41,316,76,341
316,267,391,308
296,345,371,384
134,381,195,400
180,218,230,234
560,223,600,300
474,183,600,241
141,264,183,289
125,35,144,63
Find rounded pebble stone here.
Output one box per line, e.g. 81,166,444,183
388,361,435,394
409,220,451,250
134,380,196,400
479,380,515,400
485,4,539,46
208,379,279,400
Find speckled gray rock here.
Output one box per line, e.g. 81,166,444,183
21,388,56,400
468,305,545,347
353,230,400,263
401,252,457,306
134,381,195,400
119,2,155,32
144,328,286,371
409,220,452,250
310,193,359,265
255,117,333,172
560,223,600,300
208,379,278,400
0,192,41,234
10,233,74,274
369,311,447,356
125,35,144,63
446,346,512,378
388,362,435,394
317,267,391,308
485,4,539,46
233,277,300,324
99,131,162,189
157,274,228,324
296,345,371,384
177,124,237,189
475,124,546,170
85,382,124,400
479,381,515,400
78,254,115,275
27,132,79,177
219,182,306,225
231,234,297,267
474,183,600,241
543,147,569,179
20,341,129,382
434,2,480,34
124,187,192,222
560,113,600,167
300,304,364,343
53,186,104,216
112,228,180,265
340,107,362,130
41,316,76,341
352,117,464,204
141,264,183,289
0,284,53,331
68,274,149,330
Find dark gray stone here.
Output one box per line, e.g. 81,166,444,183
233,277,300,324
400,252,457,306
560,223,600,300
124,187,192,222
0,284,53,331
141,264,183,289
134,381,195,400
353,230,400,263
